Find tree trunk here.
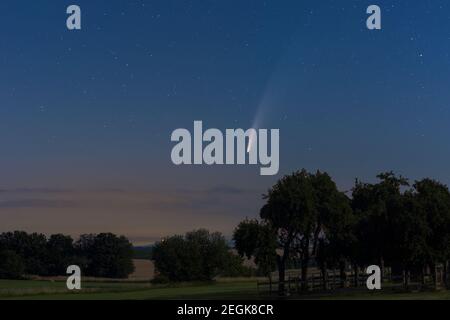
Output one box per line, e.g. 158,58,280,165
269,274,273,294
431,263,438,290
403,269,409,289
277,255,286,296
301,258,309,291
339,260,347,288
277,256,285,295
443,261,448,289
301,239,310,291
353,264,359,288
312,225,321,256
433,264,439,289
421,265,426,289
379,256,385,283
321,262,328,290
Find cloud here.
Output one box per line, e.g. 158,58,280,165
172,185,255,196
0,185,251,197
0,199,77,209
0,188,74,194
0,185,264,243
0,187,132,194
206,185,250,195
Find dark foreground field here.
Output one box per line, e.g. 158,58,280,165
1,279,450,300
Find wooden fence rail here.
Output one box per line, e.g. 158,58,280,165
257,269,448,295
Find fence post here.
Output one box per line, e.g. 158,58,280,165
333,270,336,290
269,277,272,294
288,276,291,293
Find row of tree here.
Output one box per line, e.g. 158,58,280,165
0,232,135,279
233,170,450,294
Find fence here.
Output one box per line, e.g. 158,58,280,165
257,267,448,295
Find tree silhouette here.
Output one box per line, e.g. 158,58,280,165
233,219,277,277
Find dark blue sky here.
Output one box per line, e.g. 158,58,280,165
1,1,450,243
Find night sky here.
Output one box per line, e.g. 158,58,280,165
1,1,450,244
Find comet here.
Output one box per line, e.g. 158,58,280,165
248,86,276,153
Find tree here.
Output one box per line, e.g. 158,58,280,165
388,191,427,288
220,252,253,278
261,170,355,292
234,170,353,294
0,250,25,279
233,219,261,260
232,170,450,293
310,172,355,288
0,231,48,275
260,170,316,293
75,233,135,278
0,231,135,279
152,235,192,282
46,234,75,275
153,229,238,282
351,172,409,280
316,192,355,288
413,179,450,288
252,223,278,277
185,229,231,280
233,219,277,278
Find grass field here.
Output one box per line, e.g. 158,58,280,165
0,279,260,300
1,278,450,300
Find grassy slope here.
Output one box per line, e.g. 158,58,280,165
2,279,450,300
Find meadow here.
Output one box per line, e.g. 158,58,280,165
0,279,259,300
2,278,450,300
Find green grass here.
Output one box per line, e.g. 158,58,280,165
0,279,260,300
1,279,450,300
